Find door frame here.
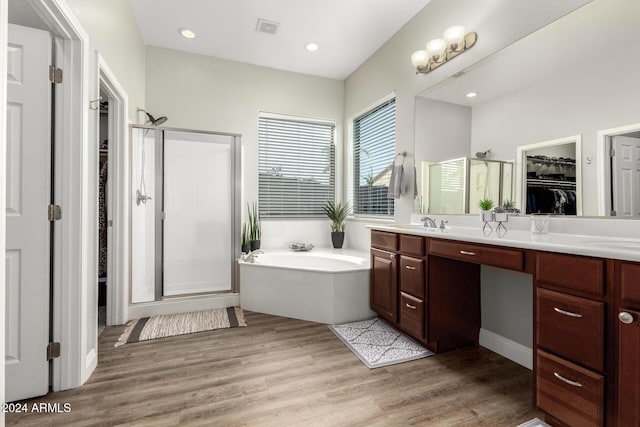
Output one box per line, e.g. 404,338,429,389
97,53,129,326
2,0,93,394
596,122,640,216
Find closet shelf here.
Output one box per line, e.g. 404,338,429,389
526,157,576,166
527,178,576,187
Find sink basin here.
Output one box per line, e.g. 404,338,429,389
392,224,440,232
582,240,640,250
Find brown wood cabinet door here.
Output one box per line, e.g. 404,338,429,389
370,248,398,324
618,308,640,426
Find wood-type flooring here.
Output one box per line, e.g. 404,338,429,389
6,311,542,426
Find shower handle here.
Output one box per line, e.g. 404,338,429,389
136,189,152,205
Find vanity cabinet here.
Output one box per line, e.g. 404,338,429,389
370,231,399,324
371,232,481,352
370,247,398,324
534,252,607,427
617,308,640,426
616,262,640,426
370,227,640,426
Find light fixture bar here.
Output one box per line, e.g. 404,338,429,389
413,31,478,74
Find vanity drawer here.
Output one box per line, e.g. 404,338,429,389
371,230,398,252
620,262,640,305
429,240,523,271
400,292,424,340
400,256,425,299
536,252,604,296
536,288,604,372
536,350,604,427
399,234,425,256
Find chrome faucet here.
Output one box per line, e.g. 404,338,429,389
421,216,437,228
243,249,264,263
439,220,448,231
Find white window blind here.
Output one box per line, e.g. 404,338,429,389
353,98,396,215
259,115,335,217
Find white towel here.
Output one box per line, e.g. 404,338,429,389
388,164,404,199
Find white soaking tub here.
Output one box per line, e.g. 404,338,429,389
238,248,375,324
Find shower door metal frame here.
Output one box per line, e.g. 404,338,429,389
129,125,242,303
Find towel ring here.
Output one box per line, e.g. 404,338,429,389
395,151,407,165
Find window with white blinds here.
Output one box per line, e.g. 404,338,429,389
352,98,396,216
258,115,336,217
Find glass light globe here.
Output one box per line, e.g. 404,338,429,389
444,26,466,51
426,38,446,62
411,50,429,69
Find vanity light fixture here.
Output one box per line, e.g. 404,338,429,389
178,27,197,39
411,26,477,74
466,92,478,98
305,42,319,52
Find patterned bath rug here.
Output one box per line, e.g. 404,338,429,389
115,306,246,347
516,418,551,427
329,318,433,368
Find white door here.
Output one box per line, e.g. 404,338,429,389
5,24,52,401
612,135,640,216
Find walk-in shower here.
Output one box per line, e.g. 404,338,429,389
130,125,241,304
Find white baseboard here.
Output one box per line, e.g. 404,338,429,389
127,293,240,322
479,328,532,370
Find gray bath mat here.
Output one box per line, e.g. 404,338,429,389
115,306,246,347
516,418,551,427
329,318,433,368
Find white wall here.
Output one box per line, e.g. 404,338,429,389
471,39,640,216
144,46,345,248
65,0,145,121
62,0,145,379
414,97,471,163
344,0,591,225
343,0,592,360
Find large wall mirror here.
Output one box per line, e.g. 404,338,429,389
414,0,640,217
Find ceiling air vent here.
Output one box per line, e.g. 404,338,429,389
256,19,280,35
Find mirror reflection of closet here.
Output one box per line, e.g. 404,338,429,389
517,135,582,215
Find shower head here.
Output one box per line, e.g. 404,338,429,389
475,149,491,159
137,108,168,126
148,114,168,126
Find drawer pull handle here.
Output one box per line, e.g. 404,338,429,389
405,265,417,270
390,253,396,259
405,303,417,310
553,372,583,388
554,307,582,318
619,312,635,324
459,250,476,256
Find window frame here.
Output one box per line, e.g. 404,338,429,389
258,112,337,219
348,93,397,218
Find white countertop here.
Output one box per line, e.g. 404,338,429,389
369,223,640,262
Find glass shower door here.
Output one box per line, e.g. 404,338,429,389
162,130,235,296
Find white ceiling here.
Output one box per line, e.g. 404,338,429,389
128,0,432,80
418,0,640,106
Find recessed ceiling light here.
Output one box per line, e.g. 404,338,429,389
305,42,319,52
466,92,478,98
178,27,196,39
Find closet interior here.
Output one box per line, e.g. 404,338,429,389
525,155,576,214
98,93,108,335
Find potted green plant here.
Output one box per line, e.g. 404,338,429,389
322,200,351,249
478,198,494,222
502,199,520,215
247,202,261,251
241,222,251,253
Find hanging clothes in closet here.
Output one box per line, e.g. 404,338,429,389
98,159,108,277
